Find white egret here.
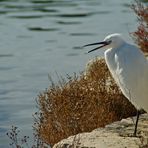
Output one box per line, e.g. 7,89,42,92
84,33,148,136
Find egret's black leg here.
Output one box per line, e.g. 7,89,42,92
133,109,140,136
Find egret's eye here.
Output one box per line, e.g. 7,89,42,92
107,40,112,45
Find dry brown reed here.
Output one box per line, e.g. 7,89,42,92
131,0,148,54
35,58,137,146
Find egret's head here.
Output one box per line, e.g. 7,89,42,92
84,33,125,53
104,33,125,48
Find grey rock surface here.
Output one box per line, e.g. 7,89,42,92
53,114,148,148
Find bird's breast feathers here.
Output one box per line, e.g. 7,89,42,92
105,44,148,100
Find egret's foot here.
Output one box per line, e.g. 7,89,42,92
133,132,137,137
119,130,141,138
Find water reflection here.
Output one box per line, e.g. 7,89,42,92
0,66,15,71
10,14,50,19
56,20,81,25
66,53,79,57
0,54,13,57
57,12,95,18
70,33,96,36
27,27,59,31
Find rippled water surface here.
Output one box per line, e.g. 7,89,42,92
0,0,140,147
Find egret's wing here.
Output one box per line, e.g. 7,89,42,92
115,44,148,109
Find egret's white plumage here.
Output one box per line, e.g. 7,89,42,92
84,33,148,135
103,34,148,112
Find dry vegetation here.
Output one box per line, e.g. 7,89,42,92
35,58,136,146
34,1,148,146
131,0,148,54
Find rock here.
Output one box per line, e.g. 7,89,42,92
53,114,148,148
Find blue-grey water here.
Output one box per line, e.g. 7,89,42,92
0,0,141,147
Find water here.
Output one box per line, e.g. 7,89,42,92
0,0,140,147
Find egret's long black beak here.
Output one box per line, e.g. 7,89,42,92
83,41,110,53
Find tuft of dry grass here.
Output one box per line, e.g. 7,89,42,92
131,0,148,54
35,58,137,146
